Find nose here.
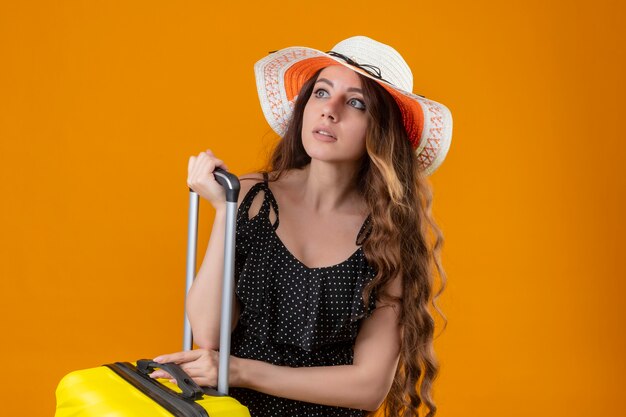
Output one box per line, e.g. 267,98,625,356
321,98,340,122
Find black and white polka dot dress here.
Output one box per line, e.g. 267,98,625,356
229,177,377,417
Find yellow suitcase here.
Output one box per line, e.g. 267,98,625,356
55,361,249,417
55,170,249,417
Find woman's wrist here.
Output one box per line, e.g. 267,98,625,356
232,357,268,390
231,356,252,388
212,203,227,215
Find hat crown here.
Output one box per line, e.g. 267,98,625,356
331,36,414,92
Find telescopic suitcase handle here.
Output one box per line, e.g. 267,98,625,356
183,167,240,395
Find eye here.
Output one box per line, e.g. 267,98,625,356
348,98,366,110
313,88,330,98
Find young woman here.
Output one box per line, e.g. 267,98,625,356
151,36,453,417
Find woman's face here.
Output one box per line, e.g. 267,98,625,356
301,65,369,164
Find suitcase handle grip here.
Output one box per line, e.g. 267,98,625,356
136,360,204,400
186,168,241,202
213,168,241,203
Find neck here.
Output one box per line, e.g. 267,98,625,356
295,160,362,213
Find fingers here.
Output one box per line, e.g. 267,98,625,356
150,349,219,387
179,360,218,388
149,370,173,380
187,156,196,178
187,150,229,192
196,151,228,173
153,349,203,364
203,150,229,169
186,150,231,207
164,376,215,387
150,349,204,381
208,149,229,172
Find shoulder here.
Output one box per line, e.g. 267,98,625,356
239,172,266,182
237,172,276,221
238,172,266,184
236,173,266,205
375,275,403,313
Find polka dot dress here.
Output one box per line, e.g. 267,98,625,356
229,177,377,417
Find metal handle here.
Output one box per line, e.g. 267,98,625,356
183,167,240,395
213,168,241,203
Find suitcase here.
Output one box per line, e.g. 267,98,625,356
55,169,250,417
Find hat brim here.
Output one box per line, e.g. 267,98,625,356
254,47,452,175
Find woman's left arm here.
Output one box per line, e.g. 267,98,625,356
152,301,401,412
241,302,401,411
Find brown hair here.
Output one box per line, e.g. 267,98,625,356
268,69,446,417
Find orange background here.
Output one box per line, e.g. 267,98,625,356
1,1,624,416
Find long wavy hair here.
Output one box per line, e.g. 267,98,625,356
266,68,446,417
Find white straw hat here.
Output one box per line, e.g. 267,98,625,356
254,36,453,175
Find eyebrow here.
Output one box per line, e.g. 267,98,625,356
316,78,363,94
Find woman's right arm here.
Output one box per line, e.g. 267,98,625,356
184,149,261,350
185,205,229,351
184,150,229,350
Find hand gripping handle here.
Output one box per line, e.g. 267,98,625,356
136,360,204,400
212,168,241,202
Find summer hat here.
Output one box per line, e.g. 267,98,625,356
254,36,453,175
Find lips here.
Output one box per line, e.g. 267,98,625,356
312,127,337,141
